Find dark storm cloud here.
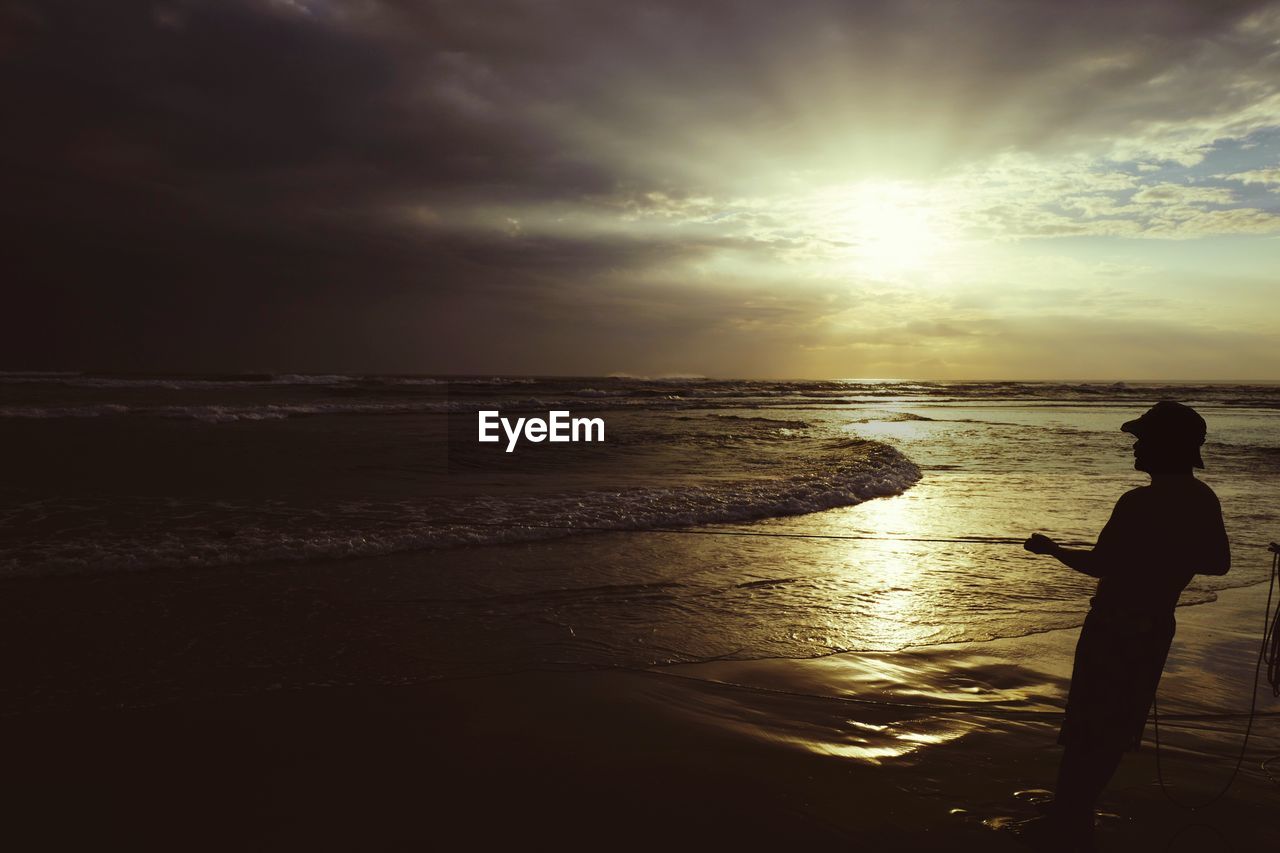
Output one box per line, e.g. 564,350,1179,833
2,0,1278,372
2,1,613,223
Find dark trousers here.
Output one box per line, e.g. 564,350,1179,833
1053,738,1124,834
1052,607,1174,842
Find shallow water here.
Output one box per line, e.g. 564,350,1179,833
2,374,1279,675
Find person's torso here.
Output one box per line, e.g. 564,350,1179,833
1092,478,1219,614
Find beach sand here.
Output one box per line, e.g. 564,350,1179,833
2,559,1276,851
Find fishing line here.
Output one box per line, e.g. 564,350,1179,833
227,509,1090,547
423,518,1065,546
396,524,1280,734
418,519,1280,792
1152,545,1280,809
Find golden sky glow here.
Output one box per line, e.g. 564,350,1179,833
391,1,1280,379
7,1,1280,377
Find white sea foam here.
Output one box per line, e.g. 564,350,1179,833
269,374,359,385
0,440,920,577
0,404,133,418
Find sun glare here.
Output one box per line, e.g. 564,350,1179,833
841,183,947,278
807,181,953,280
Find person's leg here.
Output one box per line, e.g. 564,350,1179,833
1051,741,1123,848
1080,745,1123,812
1052,740,1093,830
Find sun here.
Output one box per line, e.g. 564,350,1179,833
841,182,948,278
805,181,952,280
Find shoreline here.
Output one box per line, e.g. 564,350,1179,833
3,558,1276,850
0,534,1270,713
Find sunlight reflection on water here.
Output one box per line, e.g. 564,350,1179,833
340,398,1280,676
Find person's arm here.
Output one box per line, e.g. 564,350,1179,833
1024,535,1106,577
1024,491,1132,578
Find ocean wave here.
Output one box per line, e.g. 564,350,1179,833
376,377,442,386
446,376,540,386
0,373,277,389
0,439,920,577
0,396,804,421
269,373,360,385
0,403,438,421
5,376,1280,421
7,390,1280,422
572,388,634,397
847,411,936,424
0,370,80,378
707,414,812,428
4,373,1280,401
0,372,439,389
0,404,135,418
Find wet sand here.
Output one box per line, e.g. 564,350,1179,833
2,562,1276,850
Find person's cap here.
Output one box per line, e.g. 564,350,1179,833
1121,401,1206,468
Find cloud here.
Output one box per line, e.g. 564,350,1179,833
1131,184,1237,205
1227,167,1280,186
3,0,1280,375
1145,206,1280,237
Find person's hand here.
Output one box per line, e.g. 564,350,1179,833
1023,533,1058,555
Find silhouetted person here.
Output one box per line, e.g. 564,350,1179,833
1023,401,1229,850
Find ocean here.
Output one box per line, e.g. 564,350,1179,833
3,373,1279,681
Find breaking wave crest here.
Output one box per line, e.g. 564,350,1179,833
0,439,920,577
5,374,1280,422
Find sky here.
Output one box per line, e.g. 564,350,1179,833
5,0,1280,379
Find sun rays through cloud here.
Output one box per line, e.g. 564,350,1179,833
5,0,1280,377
